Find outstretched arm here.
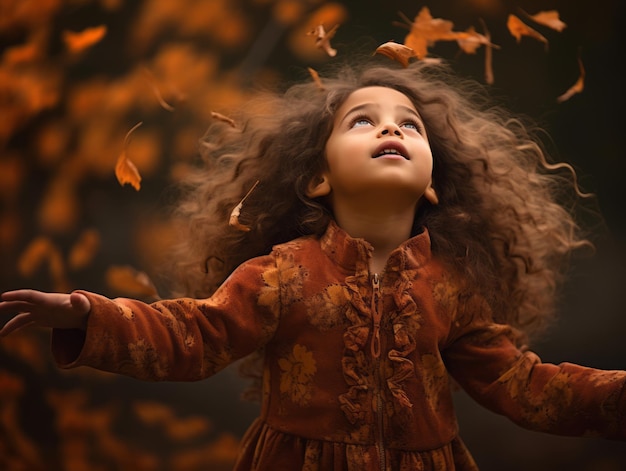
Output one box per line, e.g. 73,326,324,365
0,290,91,336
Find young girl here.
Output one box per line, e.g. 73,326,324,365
1,58,624,470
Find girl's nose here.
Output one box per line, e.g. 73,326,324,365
378,122,403,138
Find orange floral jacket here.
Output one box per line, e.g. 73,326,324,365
52,221,626,471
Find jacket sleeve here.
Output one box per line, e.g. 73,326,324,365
442,294,626,440
50,254,280,381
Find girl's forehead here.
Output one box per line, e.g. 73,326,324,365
336,86,417,115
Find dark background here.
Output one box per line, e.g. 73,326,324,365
1,0,625,469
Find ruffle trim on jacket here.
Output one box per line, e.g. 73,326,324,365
320,221,432,428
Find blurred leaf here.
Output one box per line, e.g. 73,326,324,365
62,25,107,54
210,111,237,128
17,236,59,278
133,401,212,441
525,9,567,32
105,265,160,299
307,23,339,57
557,55,585,103
456,26,492,55
507,14,548,47
68,229,101,271
307,67,324,90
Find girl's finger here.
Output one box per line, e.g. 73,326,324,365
1,289,44,302
0,313,35,337
0,300,35,316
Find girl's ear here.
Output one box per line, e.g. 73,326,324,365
306,174,331,198
424,182,439,205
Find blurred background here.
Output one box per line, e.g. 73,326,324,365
0,0,625,470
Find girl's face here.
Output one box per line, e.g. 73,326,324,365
314,86,436,207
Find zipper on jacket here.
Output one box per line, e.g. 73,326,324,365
371,273,386,471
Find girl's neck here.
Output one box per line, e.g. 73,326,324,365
332,201,416,274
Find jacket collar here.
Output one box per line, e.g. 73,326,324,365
319,220,432,274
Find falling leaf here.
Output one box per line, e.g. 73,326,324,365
456,26,492,55
17,236,69,291
400,7,463,59
3,41,41,65
307,67,325,89
557,55,585,103
479,19,495,85
68,229,101,270
374,42,416,68
38,176,80,234
524,10,567,32
133,401,211,441
105,265,160,299
229,180,259,232
142,67,176,111
210,111,237,127
115,121,143,191
17,236,57,277
62,25,107,54
308,24,339,57
507,14,548,47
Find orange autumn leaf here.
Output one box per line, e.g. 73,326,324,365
479,18,495,85
507,14,547,47
115,122,143,191
133,401,211,441
105,265,160,299
17,236,69,291
307,67,325,90
525,10,567,32
557,56,585,103
3,41,41,65
401,7,463,59
211,111,237,127
308,24,339,57
17,236,60,277
62,25,107,54
374,42,416,68
456,26,492,55
142,67,176,111
68,229,101,270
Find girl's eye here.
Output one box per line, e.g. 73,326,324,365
401,120,422,132
350,116,372,128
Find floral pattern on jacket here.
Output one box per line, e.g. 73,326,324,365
51,221,626,471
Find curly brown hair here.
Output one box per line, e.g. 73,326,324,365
168,57,589,346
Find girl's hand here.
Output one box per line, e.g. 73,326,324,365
0,290,91,337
